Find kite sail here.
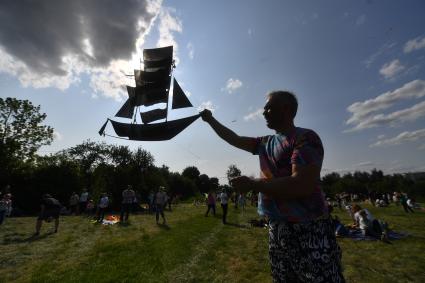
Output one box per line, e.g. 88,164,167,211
99,46,200,141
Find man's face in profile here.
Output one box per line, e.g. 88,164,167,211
263,95,287,130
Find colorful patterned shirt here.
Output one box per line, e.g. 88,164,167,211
252,127,328,222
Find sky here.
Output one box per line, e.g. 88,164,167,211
1,0,425,184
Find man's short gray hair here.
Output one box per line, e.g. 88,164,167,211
267,90,298,118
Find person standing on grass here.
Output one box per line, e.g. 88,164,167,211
219,189,229,224
35,194,62,236
79,188,89,215
201,90,345,282
120,185,136,223
205,190,216,217
238,193,246,213
155,187,167,224
69,192,79,215
0,193,12,225
97,193,109,223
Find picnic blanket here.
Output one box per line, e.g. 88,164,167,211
342,228,409,241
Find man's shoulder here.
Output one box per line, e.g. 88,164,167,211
295,127,321,139
294,127,323,147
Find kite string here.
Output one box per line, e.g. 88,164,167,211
176,142,201,160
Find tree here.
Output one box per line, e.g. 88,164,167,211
182,166,200,180
198,174,210,193
0,97,53,160
226,164,241,185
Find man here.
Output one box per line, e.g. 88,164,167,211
155,187,167,224
69,192,79,215
79,188,89,215
205,190,216,217
201,91,344,282
120,185,136,223
97,193,109,223
0,193,12,225
219,189,229,224
35,194,62,236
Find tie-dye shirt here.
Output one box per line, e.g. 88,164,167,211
252,127,328,222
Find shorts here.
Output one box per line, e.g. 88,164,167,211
38,208,60,221
268,218,345,283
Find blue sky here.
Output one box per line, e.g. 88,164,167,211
1,0,424,183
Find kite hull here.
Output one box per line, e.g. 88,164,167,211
109,114,200,141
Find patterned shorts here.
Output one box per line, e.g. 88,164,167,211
268,218,345,283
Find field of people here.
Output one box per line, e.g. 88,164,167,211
0,202,424,283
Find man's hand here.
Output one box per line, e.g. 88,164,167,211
230,176,254,193
200,109,213,122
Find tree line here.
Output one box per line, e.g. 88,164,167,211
321,169,425,200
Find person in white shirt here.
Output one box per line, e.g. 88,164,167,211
97,193,109,223
69,192,79,215
79,189,89,214
352,204,388,241
238,193,246,212
407,198,419,210
220,190,229,224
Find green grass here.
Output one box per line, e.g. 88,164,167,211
0,203,424,282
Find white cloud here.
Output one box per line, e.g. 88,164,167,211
0,0,166,101
187,42,194,60
243,108,263,121
345,79,425,131
370,128,425,147
222,78,243,94
356,14,366,26
156,7,182,65
404,36,425,53
354,161,374,167
379,59,405,79
197,101,216,112
53,130,63,141
347,100,425,131
363,42,397,68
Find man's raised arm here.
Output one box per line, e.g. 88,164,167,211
200,109,256,153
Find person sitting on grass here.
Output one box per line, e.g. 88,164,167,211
35,194,62,236
407,198,420,210
332,215,349,237
351,204,389,241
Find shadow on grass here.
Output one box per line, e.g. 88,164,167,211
224,222,250,229
118,222,131,227
2,231,55,245
157,223,171,230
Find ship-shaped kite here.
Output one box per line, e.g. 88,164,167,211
99,46,200,141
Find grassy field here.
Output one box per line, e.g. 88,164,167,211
0,203,424,283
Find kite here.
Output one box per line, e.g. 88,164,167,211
99,46,200,141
